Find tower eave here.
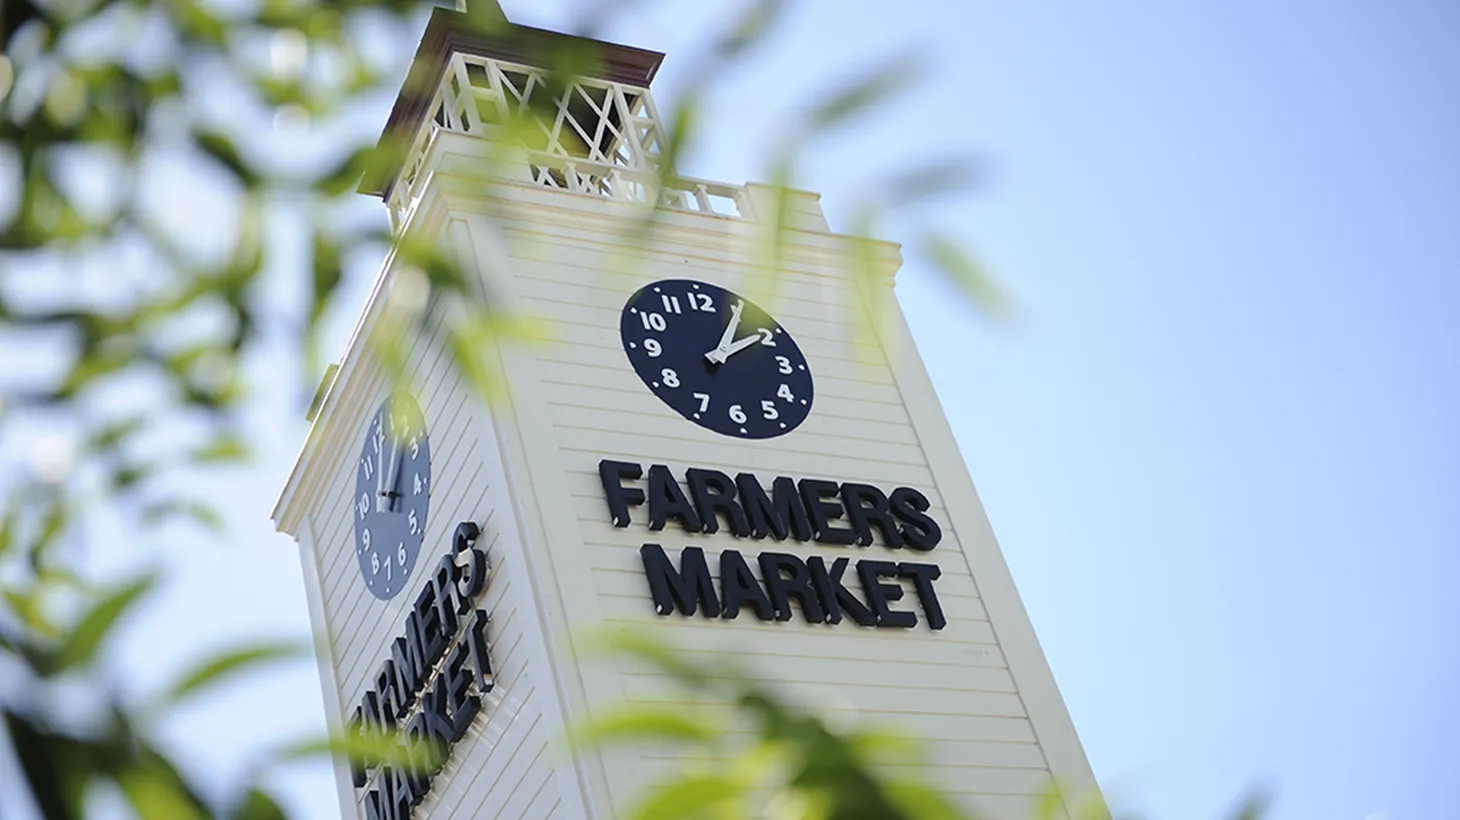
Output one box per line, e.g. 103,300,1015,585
360,7,666,199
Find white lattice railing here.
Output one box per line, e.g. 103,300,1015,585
386,53,751,227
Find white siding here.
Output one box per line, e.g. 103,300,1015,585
294,262,574,819
277,165,1098,819
444,180,1099,820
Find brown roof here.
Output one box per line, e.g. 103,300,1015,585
360,6,665,198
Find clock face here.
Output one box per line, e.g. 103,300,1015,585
353,392,431,600
620,279,814,439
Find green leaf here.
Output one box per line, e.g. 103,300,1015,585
881,779,970,820
570,705,721,750
310,233,342,328
51,575,156,673
919,232,1012,320
882,159,979,208
808,54,921,132
4,709,85,820
278,726,443,774
140,501,225,532
716,0,788,58
1227,789,1271,820
165,641,303,703
311,146,376,196
191,434,249,463
230,788,287,820
0,507,15,559
628,773,743,820
116,762,208,820
195,130,261,188
585,629,712,688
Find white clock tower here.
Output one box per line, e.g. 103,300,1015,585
273,4,1103,819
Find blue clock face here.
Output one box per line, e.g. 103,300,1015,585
620,279,815,439
353,393,430,600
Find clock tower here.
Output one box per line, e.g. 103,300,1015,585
273,4,1103,819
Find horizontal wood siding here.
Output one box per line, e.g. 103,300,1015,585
481,201,1067,820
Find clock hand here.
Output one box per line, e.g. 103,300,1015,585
707,305,746,364
717,333,761,361
375,431,386,512
385,448,405,512
705,301,744,364
379,421,400,511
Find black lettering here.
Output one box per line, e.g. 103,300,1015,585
640,543,720,617
404,710,446,780
758,552,825,623
799,479,858,545
390,636,421,710
456,547,488,610
857,559,918,628
348,708,368,787
737,473,807,541
413,581,448,668
443,642,480,738
686,468,751,536
806,556,876,626
430,561,459,651
467,609,494,692
419,676,455,748
898,562,946,630
889,487,942,551
598,460,645,527
390,766,414,815
365,769,408,820
360,689,383,730
718,549,774,621
647,464,703,532
401,715,432,801
375,660,400,724
452,521,487,606
400,609,428,687
364,787,387,820
840,483,904,548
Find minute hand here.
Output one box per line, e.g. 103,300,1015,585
717,334,761,361
705,301,745,364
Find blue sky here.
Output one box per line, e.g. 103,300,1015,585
34,1,1455,818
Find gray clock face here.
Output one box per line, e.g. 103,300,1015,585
353,393,430,600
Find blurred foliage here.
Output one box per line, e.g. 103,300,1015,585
575,631,1270,820
0,0,1170,818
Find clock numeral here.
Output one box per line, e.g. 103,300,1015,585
757,328,777,347
692,392,710,413
639,311,667,332
644,338,662,358
361,457,374,480
385,554,392,579
687,292,715,312
778,383,795,402
661,368,680,388
409,436,419,459
358,492,369,520
761,400,779,420
775,355,793,375
729,404,747,424
397,543,407,566
414,473,425,495
660,294,682,314
371,552,380,574
409,509,419,536
362,528,372,549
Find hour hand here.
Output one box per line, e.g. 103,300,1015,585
706,301,744,364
